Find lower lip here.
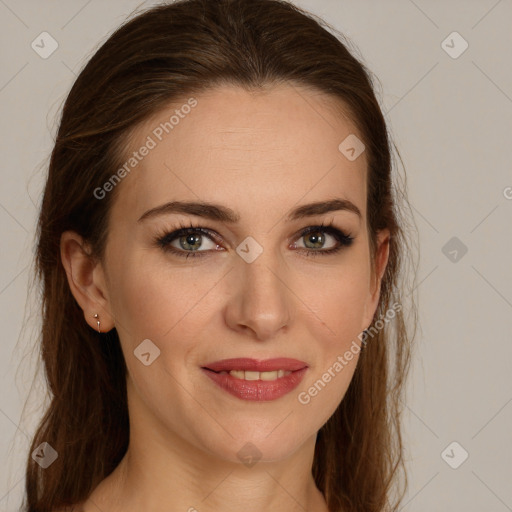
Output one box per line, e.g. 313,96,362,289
202,367,307,401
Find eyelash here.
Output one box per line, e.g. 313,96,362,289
153,220,354,259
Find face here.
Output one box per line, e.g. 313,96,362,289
91,84,388,464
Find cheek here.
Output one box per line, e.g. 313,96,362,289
297,283,365,422
298,353,359,430
108,250,219,343
108,257,215,400
294,261,370,340
293,262,368,413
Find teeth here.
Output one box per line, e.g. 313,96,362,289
227,369,292,380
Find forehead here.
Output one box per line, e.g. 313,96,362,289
110,83,367,224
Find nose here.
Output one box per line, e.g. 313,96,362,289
224,252,292,341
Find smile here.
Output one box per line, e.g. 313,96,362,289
202,366,307,401
222,369,292,380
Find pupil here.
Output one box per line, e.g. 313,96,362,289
307,232,324,248
182,233,201,250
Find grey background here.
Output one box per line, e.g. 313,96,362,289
1,0,511,510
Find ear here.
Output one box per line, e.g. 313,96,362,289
60,230,115,333
362,228,390,331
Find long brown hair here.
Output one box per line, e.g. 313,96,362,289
23,1,418,510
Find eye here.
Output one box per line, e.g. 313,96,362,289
154,221,354,259
292,224,354,257
154,224,221,259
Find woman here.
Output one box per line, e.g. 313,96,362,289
24,0,417,510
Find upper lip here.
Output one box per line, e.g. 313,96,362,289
202,358,308,373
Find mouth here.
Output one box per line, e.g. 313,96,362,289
201,358,308,401
203,368,295,381
202,357,308,374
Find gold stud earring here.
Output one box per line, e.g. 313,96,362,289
93,313,101,333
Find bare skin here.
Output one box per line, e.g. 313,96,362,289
60,83,389,512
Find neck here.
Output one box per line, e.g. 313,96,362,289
86,413,328,511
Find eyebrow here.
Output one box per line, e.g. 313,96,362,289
137,198,362,223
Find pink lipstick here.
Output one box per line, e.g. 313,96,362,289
201,358,308,401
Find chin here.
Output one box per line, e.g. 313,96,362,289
203,426,312,466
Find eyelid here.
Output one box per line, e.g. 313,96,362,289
156,223,347,246
156,225,222,248
154,220,354,258
290,224,343,247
